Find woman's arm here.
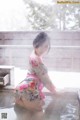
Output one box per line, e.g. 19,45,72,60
30,57,57,94
38,73,57,94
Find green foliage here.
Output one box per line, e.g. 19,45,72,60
24,0,80,30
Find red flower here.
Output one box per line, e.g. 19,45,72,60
30,59,39,67
30,81,35,88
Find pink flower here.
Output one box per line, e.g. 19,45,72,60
38,83,43,90
20,84,28,91
40,92,45,99
29,58,39,67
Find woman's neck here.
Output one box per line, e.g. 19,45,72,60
34,50,41,57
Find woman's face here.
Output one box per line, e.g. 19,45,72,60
35,40,49,56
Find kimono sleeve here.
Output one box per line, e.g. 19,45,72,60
29,58,55,88
29,58,48,77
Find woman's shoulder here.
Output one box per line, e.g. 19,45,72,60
29,51,42,66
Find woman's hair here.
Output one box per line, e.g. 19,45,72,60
33,32,50,52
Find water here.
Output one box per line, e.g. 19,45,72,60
60,103,79,120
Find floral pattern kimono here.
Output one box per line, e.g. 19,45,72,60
14,51,48,101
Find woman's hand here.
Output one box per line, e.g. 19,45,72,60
45,83,61,97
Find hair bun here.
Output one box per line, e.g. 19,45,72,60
39,32,47,38
33,32,50,49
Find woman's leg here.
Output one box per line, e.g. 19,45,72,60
14,97,25,108
14,79,45,111
22,97,45,111
15,96,45,111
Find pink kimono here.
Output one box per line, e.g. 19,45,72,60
14,51,48,101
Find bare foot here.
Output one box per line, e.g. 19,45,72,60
15,98,25,108
15,97,45,111
22,97,45,111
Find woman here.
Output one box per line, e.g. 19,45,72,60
14,32,57,111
